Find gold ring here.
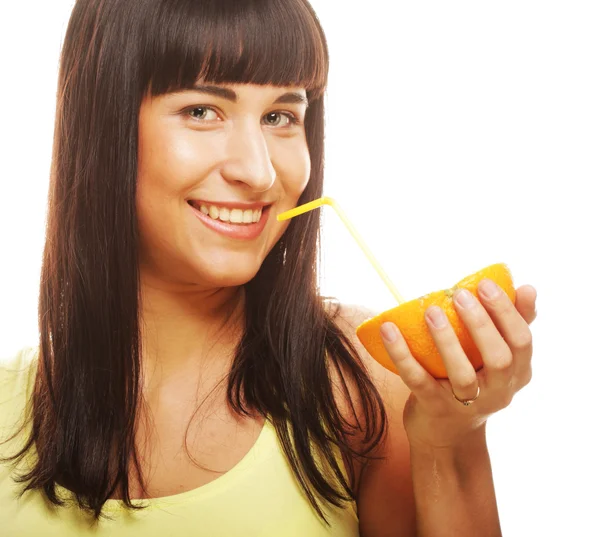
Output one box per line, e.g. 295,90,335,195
452,386,480,406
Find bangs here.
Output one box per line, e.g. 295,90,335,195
141,0,328,101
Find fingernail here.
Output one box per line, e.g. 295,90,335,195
478,279,500,299
426,306,447,328
380,322,399,343
455,288,476,308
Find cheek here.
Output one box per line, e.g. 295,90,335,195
136,131,198,245
278,142,311,196
138,128,204,193
137,124,217,221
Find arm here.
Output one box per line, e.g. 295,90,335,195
408,425,501,537
333,304,502,537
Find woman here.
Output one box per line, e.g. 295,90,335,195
0,0,537,535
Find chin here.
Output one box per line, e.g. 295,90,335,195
191,253,264,288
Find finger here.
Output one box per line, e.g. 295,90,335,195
515,285,537,325
379,322,440,399
476,280,534,391
424,305,479,402
453,285,514,394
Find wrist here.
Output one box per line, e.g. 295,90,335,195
409,425,492,496
408,421,488,457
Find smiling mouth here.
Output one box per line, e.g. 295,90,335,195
187,200,272,225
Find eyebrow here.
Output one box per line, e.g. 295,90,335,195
184,84,309,107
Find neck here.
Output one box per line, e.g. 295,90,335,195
138,275,246,391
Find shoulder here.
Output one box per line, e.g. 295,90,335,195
0,346,38,443
325,302,417,536
0,345,38,394
325,300,411,413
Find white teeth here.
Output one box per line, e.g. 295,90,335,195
208,205,219,219
230,209,243,223
197,203,263,224
218,207,230,222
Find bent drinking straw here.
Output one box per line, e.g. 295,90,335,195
277,197,405,304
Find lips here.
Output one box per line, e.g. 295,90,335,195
187,200,271,225
187,200,273,211
188,201,271,240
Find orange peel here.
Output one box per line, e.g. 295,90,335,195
355,263,516,379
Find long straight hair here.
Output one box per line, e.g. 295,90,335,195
1,0,386,524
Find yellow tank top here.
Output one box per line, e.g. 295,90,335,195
0,347,359,536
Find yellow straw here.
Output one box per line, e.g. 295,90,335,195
277,197,405,304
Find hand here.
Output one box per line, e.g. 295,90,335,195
379,280,537,450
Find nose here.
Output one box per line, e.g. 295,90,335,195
220,121,277,192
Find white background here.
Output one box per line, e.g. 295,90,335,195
1,1,599,535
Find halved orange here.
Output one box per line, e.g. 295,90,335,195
355,263,516,379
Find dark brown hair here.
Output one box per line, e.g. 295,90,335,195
1,0,386,525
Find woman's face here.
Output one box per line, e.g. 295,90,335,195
136,81,311,289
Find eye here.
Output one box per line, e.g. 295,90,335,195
184,106,301,128
187,106,219,122
262,111,301,128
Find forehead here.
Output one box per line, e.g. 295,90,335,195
174,81,308,104
136,0,327,104
141,82,309,112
